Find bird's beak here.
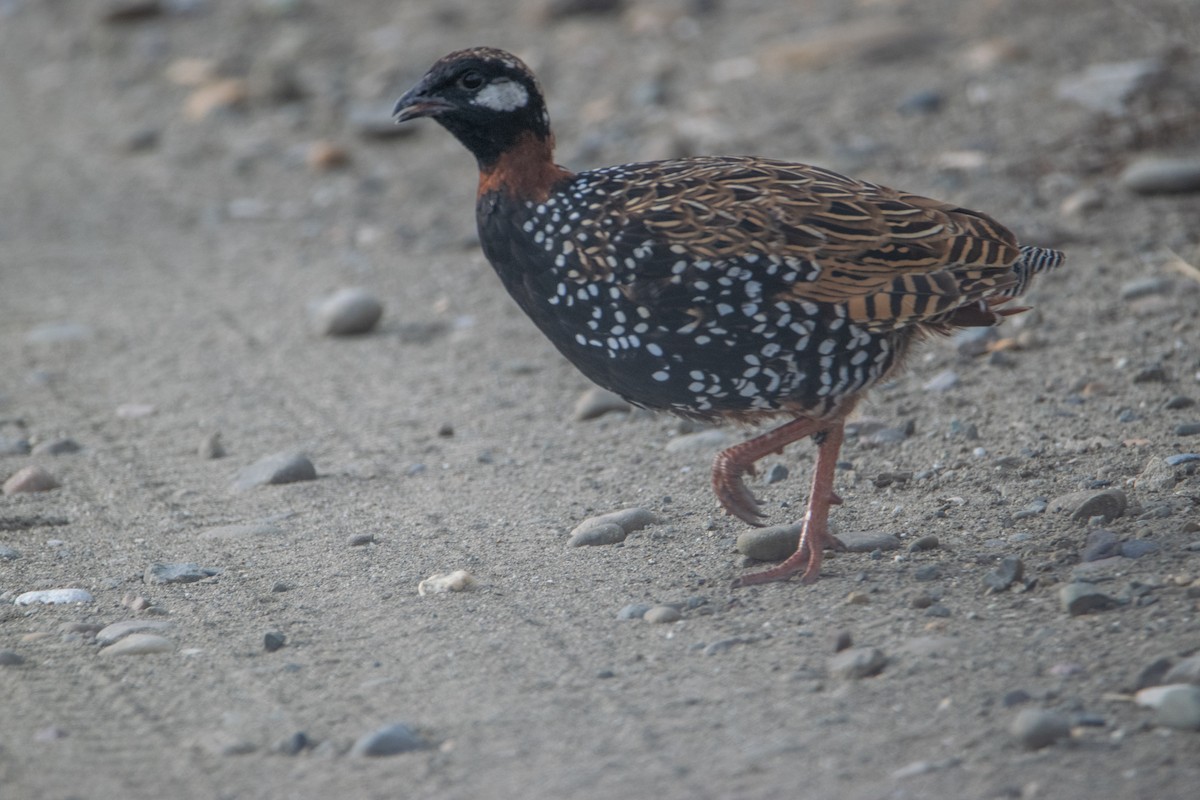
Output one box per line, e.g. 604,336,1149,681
392,84,454,123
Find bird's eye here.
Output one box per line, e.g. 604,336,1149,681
458,70,484,90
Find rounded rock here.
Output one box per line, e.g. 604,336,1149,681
3,466,60,495
828,647,887,680
736,524,802,561
15,588,93,605
101,633,174,656
572,386,631,420
1048,489,1126,522
1059,582,1119,615
1010,708,1071,750
312,288,384,336
1118,157,1200,195
232,452,317,491
350,722,429,757
643,605,682,624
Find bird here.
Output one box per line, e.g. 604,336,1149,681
392,47,1065,588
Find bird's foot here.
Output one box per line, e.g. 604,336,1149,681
731,525,842,588
711,455,766,526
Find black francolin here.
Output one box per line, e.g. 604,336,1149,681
393,47,1065,587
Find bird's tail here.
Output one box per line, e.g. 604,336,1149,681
1001,245,1066,298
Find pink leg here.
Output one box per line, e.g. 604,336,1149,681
731,419,847,587
712,416,825,526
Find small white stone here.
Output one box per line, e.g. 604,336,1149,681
418,570,476,596
15,588,93,605
101,633,175,656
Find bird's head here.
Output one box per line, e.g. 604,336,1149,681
393,48,552,168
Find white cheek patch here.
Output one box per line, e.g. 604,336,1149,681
472,78,529,112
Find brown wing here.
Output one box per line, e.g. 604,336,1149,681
603,157,1022,332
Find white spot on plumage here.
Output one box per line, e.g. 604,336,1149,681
472,77,530,111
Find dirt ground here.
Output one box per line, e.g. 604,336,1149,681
3,1,1200,798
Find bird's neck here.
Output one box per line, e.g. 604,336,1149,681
477,131,573,204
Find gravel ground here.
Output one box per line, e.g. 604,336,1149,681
2,1,1200,799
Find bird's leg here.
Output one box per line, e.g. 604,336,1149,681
711,416,825,526
732,419,847,587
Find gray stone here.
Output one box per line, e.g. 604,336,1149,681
145,562,220,585
346,532,375,547
828,647,887,680
837,531,901,552
96,619,174,645
232,452,316,491
572,387,631,420
3,466,60,494
1059,582,1120,615
913,565,940,582
0,437,31,455
616,603,651,620
1140,684,1200,731
1165,454,1200,466
1120,539,1160,559
1136,456,1180,492
643,605,682,624
30,438,80,456
0,650,26,666
1119,157,1200,195
568,507,658,546
1047,488,1126,522
906,535,939,553
198,432,225,459
1081,529,1121,562
0,545,20,560
764,463,789,484
1175,422,1200,437
1010,708,1071,750
15,588,93,605
312,288,383,336
984,556,1024,592
264,631,287,652
1120,276,1174,301
1163,654,1200,686
736,524,801,561
1056,59,1161,115
350,722,429,756
101,633,174,656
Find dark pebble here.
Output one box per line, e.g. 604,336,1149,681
1048,489,1126,522
910,592,935,609
350,722,429,757
1120,539,1160,559
837,531,901,552
31,438,81,456
1119,156,1200,195
144,562,221,584
907,535,939,553
264,631,287,652
232,452,317,491
1165,396,1196,410
1002,689,1033,708
347,533,375,547
1010,708,1071,750
1135,657,1174,690
984,556,1024,592
1081,529,1121,562
1059,582,1120,615
616,603,651,620
1132,364,1169,383
1175,422,1200,437
764,463,789,484
913,564,940,582
896,88,944,115
274,731,310,756
0,650,26,666
1164,453,1200,466
1012,498,1048,520
924,604,951,617
833,630,853,653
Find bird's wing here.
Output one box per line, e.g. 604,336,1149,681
592,157,1022,332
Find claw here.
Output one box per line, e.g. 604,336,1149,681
712,464,767,526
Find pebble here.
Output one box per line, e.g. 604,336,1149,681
1010,708,1071,750
1120,276,1174,301
1047,488,1126,522
96,620,173,646
417,570,475,595
1175,422,1200,437
913,565,940,582
845,591,870,606
907,535,939,553
306,140,350,171
1081,529,1121,562
664,428,731,452
15,588,93,605
1136,684,1200,731
101,633,174,656
1121,539,1160,559
568,507,658,547
1164,654,1200,685
311,288,383,336
232,452,316,491
0,650,26,666
764,463,789,484
736,524,801,561
199,523,284,541
984,556,1024,592
1012,498,1048,520
1055,59,1161,116
895,88,943,115
1132,363,1169,383
31,438,80,456
273,731,311,756
922,369,959,392
833,630,853,652
198,432,225,459
828,647,887,680
0,436,31,455
572,387,631,420
1136,657,1174,690
643,605,682,624
144,562,220,585
3,466,60,494
616,603,651,620
1119,157,1200,195
347,532,375,547
0,545,21,560
837,531,901,552
1059,582,1120,615
264,631,287,652
183,79,248,121
350,723,430,756
1136,456,1181,491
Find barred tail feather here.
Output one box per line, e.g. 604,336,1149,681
1002,245,1066,297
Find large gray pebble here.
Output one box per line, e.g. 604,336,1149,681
15,588,93,605
828,647,887,679
1010,708,1071,750
572,387,631,421
232,452,316,491
642,605,681,624
100,633,174,657
568,507,658,547
350,722,429,757
31,438,81,456
1059,582,1120,615
1047,488,1126,522
1137,684,1200,731
1119,157,1200,195
3,466,60,494
736,524,801,561
96,620,174,646
145,562,221,585
312,288,383,336
837,531,901,552
1164,654,1200,686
